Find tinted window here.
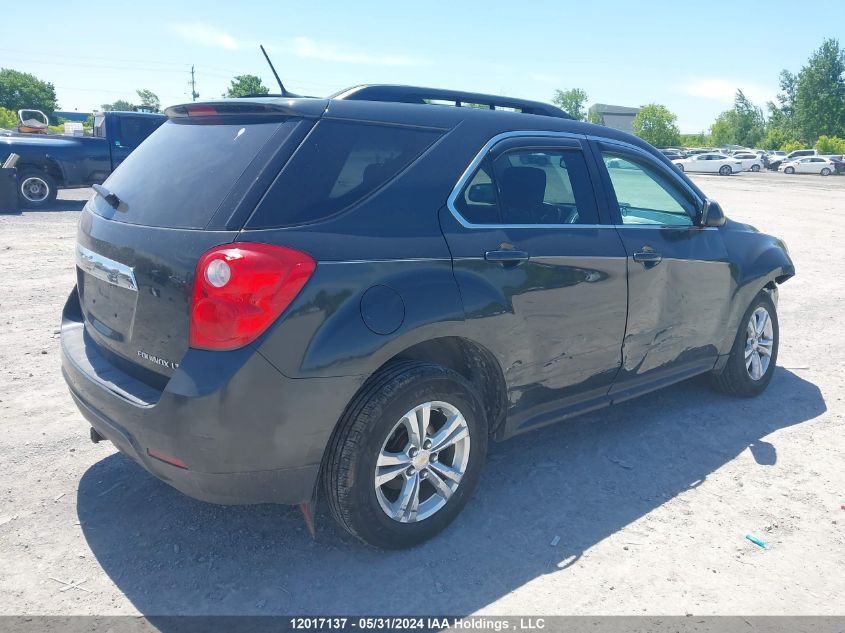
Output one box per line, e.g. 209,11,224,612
248,120,441,228
602,153,696,226
456,160,498,224
454,148,598,225
90,119,293,229
115,116,163,149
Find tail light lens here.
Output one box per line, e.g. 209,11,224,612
190,243,316,350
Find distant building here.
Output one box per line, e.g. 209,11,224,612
588,104,640,133
54,111,92,123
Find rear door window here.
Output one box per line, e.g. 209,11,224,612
247,120,442,228
89,119,295,229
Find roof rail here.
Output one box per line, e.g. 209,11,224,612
331,85,572,119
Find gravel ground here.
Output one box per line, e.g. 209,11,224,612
0,172,843,616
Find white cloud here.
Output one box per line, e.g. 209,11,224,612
169,23,240,50
680,78,776,106
291,36,426,67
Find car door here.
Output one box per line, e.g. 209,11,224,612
591,141,733,400
701,154,719,173
809,157,826,173
439,134,628,433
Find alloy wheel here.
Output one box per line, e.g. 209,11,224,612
745,306,774,381
374,401,470,523
20,176,49,204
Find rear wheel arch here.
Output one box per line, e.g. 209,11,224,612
322,359,489,547
17,159,65,186
17,164,60,207
387,337,508,437
317,336,507,497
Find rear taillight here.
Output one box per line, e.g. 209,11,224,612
190,243,316,350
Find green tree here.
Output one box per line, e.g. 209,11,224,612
552,88,588,121
781,140,805,153
679,132,709,147
710,91,766,148
135,89,160,112
794,38,845,143
710,110,738,146
0,68,58,116
733,90,766,147
100,99,134,112
632,103,681,147
224,75,269,98
815,135,845,154
760,126,796,150
765,70,800,145
587,109,604,124
0,106,18,129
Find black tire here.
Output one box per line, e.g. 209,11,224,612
325,361,488,549
17,169,57,208
784,166,795,174
719,165,732,176
821,167,831,176
677,163,685,172
751,164,761,172
711,291,779,397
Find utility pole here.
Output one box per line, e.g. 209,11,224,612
189,65,199,102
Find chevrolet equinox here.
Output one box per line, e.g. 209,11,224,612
61,85,794,548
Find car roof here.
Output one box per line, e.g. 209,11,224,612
331,84,572,119
167,87,654,152
164,85,711,204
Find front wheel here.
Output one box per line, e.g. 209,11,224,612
751,164,761,172
784,166,795,174
821,167,831,176
719,165,732,176
17,169,58,208
711,291,779,397
325,362,488,549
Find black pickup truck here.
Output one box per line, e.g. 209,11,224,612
0,111,165,207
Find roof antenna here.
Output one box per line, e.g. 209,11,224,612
260,44,297,97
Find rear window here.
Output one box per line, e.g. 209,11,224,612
90,119,293,229
247,120,442,228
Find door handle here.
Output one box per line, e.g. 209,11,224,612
485,249,529,265
632,251,662,264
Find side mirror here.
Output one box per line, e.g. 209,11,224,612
467,182,496,204
701,198,726,227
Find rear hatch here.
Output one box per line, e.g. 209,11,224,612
75,101,323,387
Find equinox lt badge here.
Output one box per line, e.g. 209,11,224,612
137,350,179,370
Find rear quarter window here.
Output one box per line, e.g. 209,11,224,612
247,120,442,228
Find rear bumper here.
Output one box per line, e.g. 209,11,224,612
60,291,364,505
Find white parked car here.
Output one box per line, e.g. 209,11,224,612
673,153,744,175
779,156,836,176
732,152,764,172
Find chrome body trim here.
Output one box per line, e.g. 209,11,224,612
75,244,138,292
445,129,707,230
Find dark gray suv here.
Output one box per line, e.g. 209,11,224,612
61,85,794,548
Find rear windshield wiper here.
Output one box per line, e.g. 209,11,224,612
92,184,123,210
